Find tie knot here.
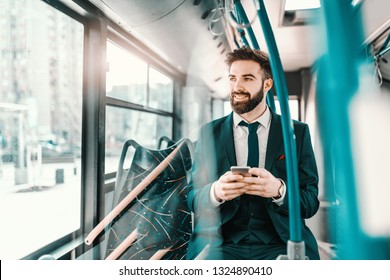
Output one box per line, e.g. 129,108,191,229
239,121,259,133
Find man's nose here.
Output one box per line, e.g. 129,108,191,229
232,80,243,92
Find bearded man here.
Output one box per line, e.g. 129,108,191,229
186,47,320,260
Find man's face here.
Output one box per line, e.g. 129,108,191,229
229,60,266,114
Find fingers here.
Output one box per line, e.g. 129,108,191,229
219,186,247,200
214,172,249,201
215,169,281,200
244,187,274,197
220,172,245,183
239,176,266,185
243,182,272,197
248,167,269,177
240,168,281,198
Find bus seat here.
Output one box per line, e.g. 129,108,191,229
104,138,194,260
157,136,175,149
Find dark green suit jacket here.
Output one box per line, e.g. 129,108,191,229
186,110,320,260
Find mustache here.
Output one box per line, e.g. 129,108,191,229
231,91,251,97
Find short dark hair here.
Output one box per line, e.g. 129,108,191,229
225,47,273,80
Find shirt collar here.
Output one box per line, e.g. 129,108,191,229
233,106,271,129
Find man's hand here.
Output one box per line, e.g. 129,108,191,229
239,167,282,198
214,171,248,201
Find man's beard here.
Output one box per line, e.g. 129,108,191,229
230,87,264,114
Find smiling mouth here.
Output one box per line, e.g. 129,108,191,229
233,93,249,101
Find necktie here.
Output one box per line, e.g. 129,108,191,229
239,121,260,167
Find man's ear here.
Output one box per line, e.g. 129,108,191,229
264,78,273,92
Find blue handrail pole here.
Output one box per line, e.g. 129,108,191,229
255,0,303,259
234,1,260,50
238,29,250,47
229,12,250,47
266,87,277,112
233,1,276,111
317,0,368,259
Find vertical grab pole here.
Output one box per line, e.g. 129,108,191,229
254,0,304,259
233,1,276,111
317,0,366,259
234,2,260,49
229,11,250,47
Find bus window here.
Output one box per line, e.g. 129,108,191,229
0,0,83,259
274,99,300,121
148,67,174,112
105,41,174,175
106,42,147,106
105,106,173,174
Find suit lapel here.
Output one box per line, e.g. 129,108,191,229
221,112,237,168
265,111,284,170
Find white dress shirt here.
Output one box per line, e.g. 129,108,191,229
232,106,271,168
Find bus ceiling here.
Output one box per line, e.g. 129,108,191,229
84,0,389,97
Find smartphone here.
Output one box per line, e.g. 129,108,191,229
230,166,250,175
